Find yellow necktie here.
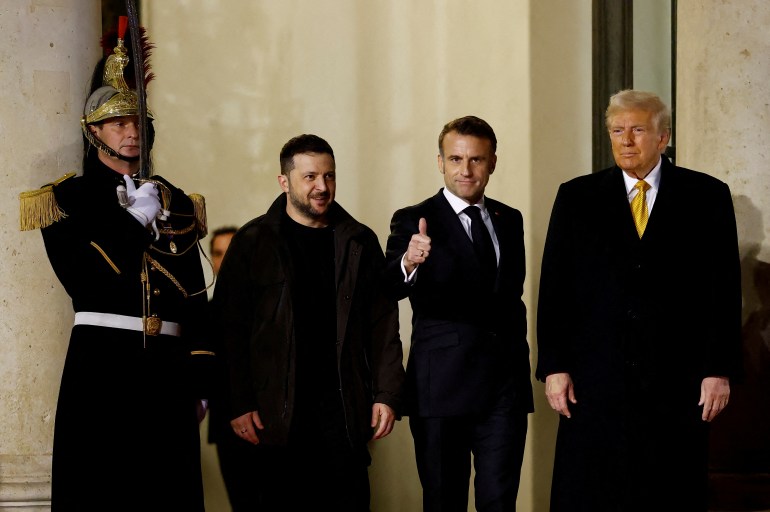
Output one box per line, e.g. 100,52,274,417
630,180,650,238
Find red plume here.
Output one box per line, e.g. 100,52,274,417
99,27,118,57
98,17,155,87
118,16,128,39
137,26,156,87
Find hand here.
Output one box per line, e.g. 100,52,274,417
403,217,431,274
196,399,208,424
545,372,577,418
371,403,396,440
123,175,160,227
699,376,730,422
231,410,264,445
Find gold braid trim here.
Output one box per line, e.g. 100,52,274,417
145,242,213,299
141,264,149,349
145,253,189,298
188,193,208,238
89,242,121,274
18,172,76,231
149,235,199,256
158,220,196,235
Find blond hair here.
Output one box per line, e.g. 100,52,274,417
605,89,671,134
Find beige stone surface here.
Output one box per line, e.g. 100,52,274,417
677,0,770,265
0,0,100,506
5,0,768,510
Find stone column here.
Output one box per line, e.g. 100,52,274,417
0,2,100,509
677,1,770,510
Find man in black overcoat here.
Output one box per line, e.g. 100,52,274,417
537,89,742,511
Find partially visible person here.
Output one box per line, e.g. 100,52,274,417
204,224,259,511
210,225,237,276
536,89,742,511
19,19,213,511
212,134,405,511
384,116,534,511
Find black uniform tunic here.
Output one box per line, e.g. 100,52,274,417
39,157,211,511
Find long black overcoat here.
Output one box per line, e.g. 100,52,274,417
37,158,211,511
536,156,742,511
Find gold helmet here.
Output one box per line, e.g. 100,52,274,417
81,16,154,155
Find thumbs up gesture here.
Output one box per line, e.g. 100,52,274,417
404,217,431,273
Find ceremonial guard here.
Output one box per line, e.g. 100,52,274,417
19,17,213,511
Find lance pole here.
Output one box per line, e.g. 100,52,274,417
125,0,150,179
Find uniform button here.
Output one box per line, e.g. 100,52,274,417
153,288,161,296
345,295,351,301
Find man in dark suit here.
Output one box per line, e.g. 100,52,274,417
536,90,742,511
385,116,534,511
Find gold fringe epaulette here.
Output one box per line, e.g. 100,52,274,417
188,193,208,238
19,172,76,231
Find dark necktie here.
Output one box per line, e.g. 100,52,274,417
463,206,497,287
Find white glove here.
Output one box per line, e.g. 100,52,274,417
123,175,161,239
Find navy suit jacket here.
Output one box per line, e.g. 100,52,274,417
385,189,534,417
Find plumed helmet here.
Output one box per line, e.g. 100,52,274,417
82,16,154,126
81,16,155,160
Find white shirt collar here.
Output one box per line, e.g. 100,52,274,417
622,156,662,196
442,188,488,217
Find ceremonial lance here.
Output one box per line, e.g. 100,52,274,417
126,0,150,179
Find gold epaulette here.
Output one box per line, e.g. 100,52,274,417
18,172,76,231
188,193,208,238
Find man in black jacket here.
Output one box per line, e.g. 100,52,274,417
213,134,405,511
384,116,534,511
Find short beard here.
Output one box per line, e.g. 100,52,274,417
288,191,326,220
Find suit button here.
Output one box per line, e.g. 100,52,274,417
153,288,161,296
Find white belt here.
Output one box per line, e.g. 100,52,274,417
74,312,182,337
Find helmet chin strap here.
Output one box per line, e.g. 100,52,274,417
81,119,139,163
